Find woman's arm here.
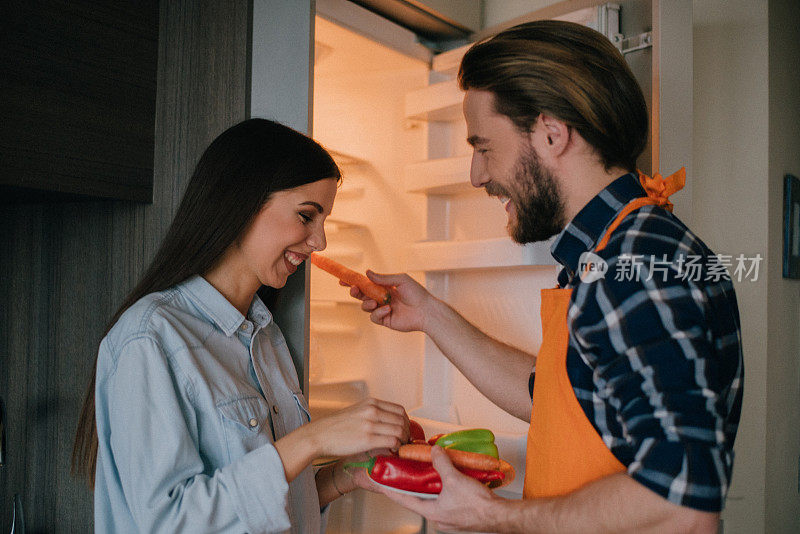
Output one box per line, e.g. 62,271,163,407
315,461,357,508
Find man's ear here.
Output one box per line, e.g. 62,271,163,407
529,113,570,157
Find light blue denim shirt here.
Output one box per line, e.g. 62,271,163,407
94,275,321,533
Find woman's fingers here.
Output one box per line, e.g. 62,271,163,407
314,398,411,457
363,421,405,440
349,399,408,433
366,397,408,417
365,434,403,452
357,401,409,450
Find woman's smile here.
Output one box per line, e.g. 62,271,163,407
284,250,308,274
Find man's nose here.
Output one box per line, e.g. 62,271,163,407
470,153,489,188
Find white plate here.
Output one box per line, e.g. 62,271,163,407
372,480,439,500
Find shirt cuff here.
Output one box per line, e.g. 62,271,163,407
628,440,731,512
217,444,291,533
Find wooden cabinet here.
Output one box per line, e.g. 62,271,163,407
0,1,158,203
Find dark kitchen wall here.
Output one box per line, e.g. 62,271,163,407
0,1,250,531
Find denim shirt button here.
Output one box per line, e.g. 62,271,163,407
272,405,279,415
248,417,258,428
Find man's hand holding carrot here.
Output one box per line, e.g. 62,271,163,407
344,271,433,333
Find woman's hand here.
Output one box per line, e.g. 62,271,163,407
344,271,434,333
277,399,408,484
307,398,410,458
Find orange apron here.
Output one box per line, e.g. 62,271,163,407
523,169,685,498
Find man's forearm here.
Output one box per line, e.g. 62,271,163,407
493,473,719,534
424,297,535,422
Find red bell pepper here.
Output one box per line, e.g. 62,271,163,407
347,455,505,494
409,419,426,443
427,433,444,446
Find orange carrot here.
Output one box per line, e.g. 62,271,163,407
309,253,391,304
398,443,516,485
497,458,515,485
398,443,501,472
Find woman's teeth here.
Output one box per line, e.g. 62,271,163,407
285,251,305,266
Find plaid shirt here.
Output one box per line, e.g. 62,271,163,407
529,173,743,512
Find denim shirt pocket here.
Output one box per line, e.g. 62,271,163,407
291,390,312,424
217,395,272,462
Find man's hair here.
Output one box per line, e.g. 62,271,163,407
458,20,648,172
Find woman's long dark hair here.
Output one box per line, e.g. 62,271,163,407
72,118,341,485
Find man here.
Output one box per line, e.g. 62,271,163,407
349,20,742,533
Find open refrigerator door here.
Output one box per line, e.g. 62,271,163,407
308,1,667,532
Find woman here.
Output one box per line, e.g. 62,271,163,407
72,119,409,533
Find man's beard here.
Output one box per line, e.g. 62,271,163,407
487,146,566,244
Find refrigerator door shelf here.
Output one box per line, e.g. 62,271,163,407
407,237,557,272
408,410,527,498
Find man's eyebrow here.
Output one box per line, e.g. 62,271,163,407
299,201,323,213
467,135,489,147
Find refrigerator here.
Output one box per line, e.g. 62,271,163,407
252,1,692,532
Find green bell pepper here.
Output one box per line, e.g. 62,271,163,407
434,429,499,458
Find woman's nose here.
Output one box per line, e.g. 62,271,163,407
307,226,326,252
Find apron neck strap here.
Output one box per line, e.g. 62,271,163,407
594,167,686,253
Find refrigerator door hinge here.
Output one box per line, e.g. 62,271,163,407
615,31,654,55
598,3,653,55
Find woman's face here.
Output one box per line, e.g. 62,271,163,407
239,178,338,289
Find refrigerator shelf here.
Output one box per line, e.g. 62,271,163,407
311,322,359,336
310,297,361,307
309,281,359,303
404,79,463,122
335,183,365,199
328,149,367,167
406,237,557,271
318,246,363,265
431,44,468,76
325,216,364,233
405,155,473,195
309,380,368,419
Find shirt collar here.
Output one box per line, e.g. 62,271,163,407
179,275,273,337
550,172,645,285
